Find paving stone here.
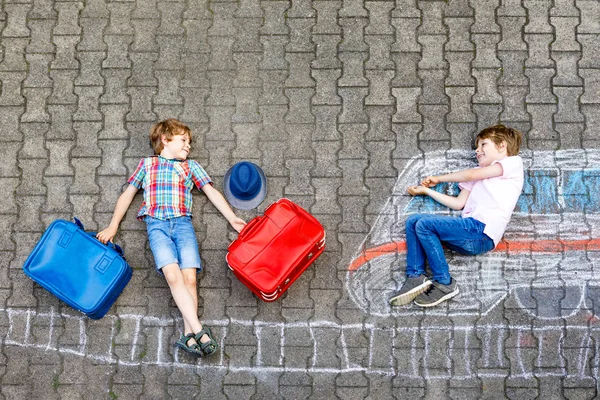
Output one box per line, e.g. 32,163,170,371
24,53,53,88
28,0,57,19
577,0,600,34
54,2,82,36
339,17,368,52
419,69,449,105
340,0,368,17
3,4,30,38
260,35,289,71
126,87,158,121
472,68,502,104
103,35,133,69
78,18,109,52
391,17,420,52
21,87,51,123
338,52,368,87
312,35,342,69
73,86,103,121
0,72,25,105
126,20,159,54
47,105,76,140
499,86,529,122
105,3,134,36
418,1,447,35
498,51,528,86
551,16,581,51
527,103,559,140
391,52,421,87
446,87,476,123
100,70,131,105
472,33,502,68
525,68,557,104
554,86,584,123
444,0,474,17
578,34,600,68
524,33,555,68
285,53,316,88
312,69,342,106
470,0,501,33
313,1,342,34
50,36,80,70
365,2,394,35
73,52,105,87
286,17,315,53
285,88,315,123
26,19,55,54
49,70,78,105
446,52,476,87
498,16,527,51
524,0,554,33
418,34,448,70
445,17,474,52
338,87,369,123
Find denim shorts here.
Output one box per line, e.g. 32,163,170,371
145,215,202,274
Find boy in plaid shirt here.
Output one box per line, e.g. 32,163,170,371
97,119,246,357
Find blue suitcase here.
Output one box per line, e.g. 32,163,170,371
23,218,132,319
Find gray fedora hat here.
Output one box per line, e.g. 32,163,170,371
223,161,267,210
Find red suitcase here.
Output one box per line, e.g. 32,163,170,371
226,198,326,301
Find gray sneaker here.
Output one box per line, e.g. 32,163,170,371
413,279,459,307
389,275,432,306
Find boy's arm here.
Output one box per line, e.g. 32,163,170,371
407,186,471,211
96,184,139,244
422,163,504,186
201,184,247,233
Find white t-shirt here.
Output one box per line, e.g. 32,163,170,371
458,156,524,247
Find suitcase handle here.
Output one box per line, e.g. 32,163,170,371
238,216,264,240
74,217,125,258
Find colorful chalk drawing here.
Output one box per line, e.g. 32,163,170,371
347,149,600,318
2,306,598,380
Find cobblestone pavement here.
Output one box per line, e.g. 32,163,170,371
2,0,600,399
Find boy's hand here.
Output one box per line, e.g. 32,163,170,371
96,226,118,244
229,217,247,233
421,176,440,187
407,185,429,196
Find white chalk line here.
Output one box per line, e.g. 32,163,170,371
2,307,599,379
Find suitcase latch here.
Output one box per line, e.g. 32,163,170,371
307,252,313,260
284,278,290,285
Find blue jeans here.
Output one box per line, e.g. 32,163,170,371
145,216,202,274
405,214,495,284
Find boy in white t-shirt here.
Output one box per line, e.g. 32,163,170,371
389,125,524,307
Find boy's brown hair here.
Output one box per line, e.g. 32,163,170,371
149,118,192,154
476,124,522,156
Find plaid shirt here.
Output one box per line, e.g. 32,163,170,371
128,156,212,220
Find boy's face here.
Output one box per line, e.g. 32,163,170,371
161,132,191,160
475,138,507,167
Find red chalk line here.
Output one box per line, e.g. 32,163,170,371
348,238,600,272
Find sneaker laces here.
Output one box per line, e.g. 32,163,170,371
423,285,435,295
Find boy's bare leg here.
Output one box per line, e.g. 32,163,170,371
162,264,210,344
181,268,202,343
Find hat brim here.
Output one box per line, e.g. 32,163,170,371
223,163,267,210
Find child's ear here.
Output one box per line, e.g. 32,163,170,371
161,134,169,145
499,140,508,152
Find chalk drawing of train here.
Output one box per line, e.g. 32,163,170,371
347,149,600,318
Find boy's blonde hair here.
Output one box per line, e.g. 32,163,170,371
149,119,192,154
476,124,522,156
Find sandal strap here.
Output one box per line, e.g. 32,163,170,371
194,327,213,343
195,327,218,355
181,332,196,346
